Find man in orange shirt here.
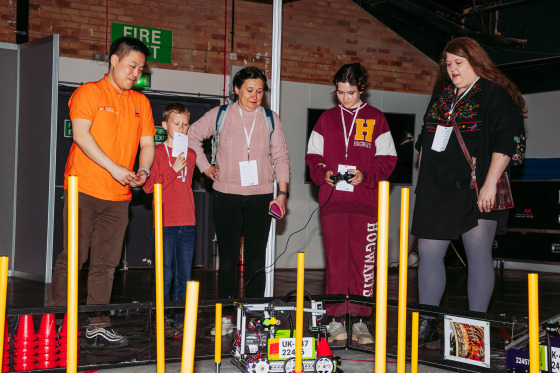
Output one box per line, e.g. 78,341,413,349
49,37,155,347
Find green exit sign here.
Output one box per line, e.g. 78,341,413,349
154,126,167,144
64,119,72,138
134,73,151,89
112,23,172,64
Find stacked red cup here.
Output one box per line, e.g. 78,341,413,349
2,318,10,373
57,314,80,368
36,314,58,369
13,315,37,372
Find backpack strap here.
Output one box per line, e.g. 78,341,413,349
211,104,230,166
211,105,275,166
261,107,275,150
261,107,275,134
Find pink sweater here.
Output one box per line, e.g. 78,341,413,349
189,102,290,195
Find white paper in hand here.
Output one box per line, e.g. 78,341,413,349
172,133,189,158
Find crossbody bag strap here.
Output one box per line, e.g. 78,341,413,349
451,113,478,193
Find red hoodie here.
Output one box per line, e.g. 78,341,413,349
143,143,197,226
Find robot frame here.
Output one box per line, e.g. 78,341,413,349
229,295,341,373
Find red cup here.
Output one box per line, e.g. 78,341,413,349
14,362,37,371
36,338,58,346
13,347,37,356
58,314,67,337
13,340,36,349
15,315,36,341
37,360,59,369
37,352,58,361
13,354,37,364
36,345,58,354
37,314,58,339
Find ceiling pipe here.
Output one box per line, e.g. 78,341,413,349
371,0,527,47
462,0,544,17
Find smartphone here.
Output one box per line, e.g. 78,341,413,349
269,203,283,219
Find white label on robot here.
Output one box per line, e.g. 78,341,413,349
541,346,560,372
278,338,314,359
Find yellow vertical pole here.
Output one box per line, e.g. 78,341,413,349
0,257,9,369
67,176,78,373
411,312,419,373
182,281,200,373
295,252,305,373
154,183,165,373
375,181,390,373
215,303,222,372
397,188,410,373
528,273,539,373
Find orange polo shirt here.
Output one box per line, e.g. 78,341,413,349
64,75,156,201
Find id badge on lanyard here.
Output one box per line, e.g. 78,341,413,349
239,160,258,186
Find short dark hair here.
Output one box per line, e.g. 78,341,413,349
232,66,270,95
109,37,151,60
162,102,190,123
333,63,369,91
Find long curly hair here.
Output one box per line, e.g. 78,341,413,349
434,37,527,118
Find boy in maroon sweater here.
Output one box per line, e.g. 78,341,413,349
306,63,397,345
143,102,196,336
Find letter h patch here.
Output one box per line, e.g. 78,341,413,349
354,119,375,142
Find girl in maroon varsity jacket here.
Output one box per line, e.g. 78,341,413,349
305,63,397,345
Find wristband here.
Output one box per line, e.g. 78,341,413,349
138,167,150,178
278,191,288,198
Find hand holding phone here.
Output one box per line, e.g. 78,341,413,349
269,202,283,219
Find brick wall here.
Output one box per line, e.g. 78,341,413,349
0,0,437,94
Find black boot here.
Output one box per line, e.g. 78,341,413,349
418,316,439,349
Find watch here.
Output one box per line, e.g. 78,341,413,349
138,167,150,178
278,191,288,197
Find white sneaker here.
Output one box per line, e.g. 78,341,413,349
210,317,233,336
327,320,347,343
352,320,374,345
83,327,128,348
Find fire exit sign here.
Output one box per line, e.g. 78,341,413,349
112,23,172,64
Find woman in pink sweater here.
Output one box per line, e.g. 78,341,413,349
189,67,290,300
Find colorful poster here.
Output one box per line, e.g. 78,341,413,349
444,315,491,368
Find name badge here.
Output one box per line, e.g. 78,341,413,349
239,160,259,186
431,125,453,152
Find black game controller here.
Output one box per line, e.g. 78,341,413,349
330,171,355,184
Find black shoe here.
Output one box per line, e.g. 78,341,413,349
418,316,439,349
83,327,128,348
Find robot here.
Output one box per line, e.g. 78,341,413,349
229,297,341,373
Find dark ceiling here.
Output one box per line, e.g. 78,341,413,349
352,0,560,93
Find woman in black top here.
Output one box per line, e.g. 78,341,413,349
411,37,526,344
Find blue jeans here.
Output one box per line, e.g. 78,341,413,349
152,226,196,321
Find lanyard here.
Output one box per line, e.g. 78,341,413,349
239,107,258,160
340,101,365,162
447,77,480,121
164,143,186,182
